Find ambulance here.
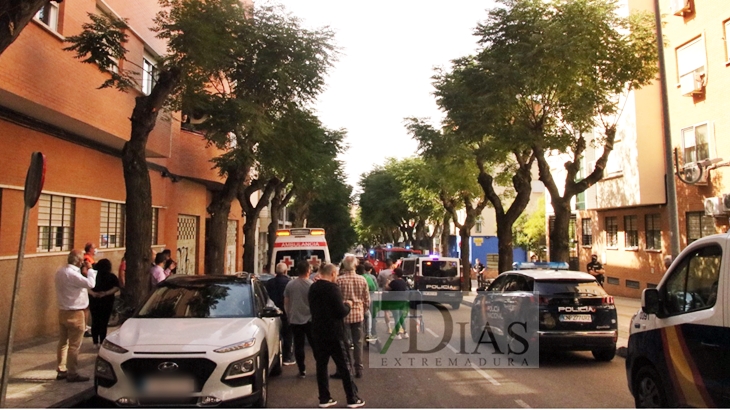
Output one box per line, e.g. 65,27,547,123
270,228,331,276
626,232,729,408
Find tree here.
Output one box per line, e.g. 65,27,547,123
513,197,547,260
467,0,658,262
358,166,412,244
65,0,249,307
307,171,357,263
0,0,50,55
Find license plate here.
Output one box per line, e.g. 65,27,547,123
559,314,592,323
145,377,195,394
423,291,437,296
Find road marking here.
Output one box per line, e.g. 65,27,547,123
425,328,439,338
515,399,531,408
425,327,459,353
470,363,500,385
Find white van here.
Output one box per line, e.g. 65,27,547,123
269,228,331,276
626,233,729,408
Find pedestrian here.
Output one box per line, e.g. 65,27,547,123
359,263,378,342
376,259,396,333
587,254,606,286
150,252,170,287
284,260,315,378
55,249,97,382
308,263,364,408
83,242,97,267
88,259,120,348
266,262,295,365
385,267,410,339
335,255,370,379
162,248,177,275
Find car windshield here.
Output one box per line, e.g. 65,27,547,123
535,280,607,296
386,250,412,261
421,260,459,278
136,282,254,318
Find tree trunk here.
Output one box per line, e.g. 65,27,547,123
205,166,249,275
239,178,277,273
122,69,180,309
440,212,450,256
242,216,258,273
0,0,48,56
495,217,514,273
266,181,295,265
459,225,472,291
549,200,572,263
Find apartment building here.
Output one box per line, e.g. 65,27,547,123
0,1,248,343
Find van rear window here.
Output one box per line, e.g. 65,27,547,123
535,280,607,296
421,260,459,278
273,250,326,275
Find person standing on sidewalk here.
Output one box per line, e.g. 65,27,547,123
336,255,370,379
284,260,315,378
359,263,378,342
55,249,97,382
266,262,295,365
309,263,364,408
88,259,120,348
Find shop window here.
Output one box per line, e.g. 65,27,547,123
100,202,125,248
645,214,662,250
37,194,74,252
624,215,638,248
605,216,618,247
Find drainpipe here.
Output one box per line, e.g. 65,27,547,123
655,0,681,257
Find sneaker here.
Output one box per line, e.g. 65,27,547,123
93,343,100,350
365,334,377,342
349,343,354,350
355,368,363,379
330,373,343,379
402,332,409,339
347,398,365,408
67,374,90,383
55,371,67,380
394,333,402,340
319,398,337,408
298,371,306,379
83,330,92,338
283,359,296,366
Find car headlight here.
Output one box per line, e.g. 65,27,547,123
214,338,256,353
223,355,257,380
95,357,116,381
101,339,128,354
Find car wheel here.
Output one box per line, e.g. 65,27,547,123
634,365,667,408
253,354,268,408
592,346,616,362
269,339,282,377
470,308,484,343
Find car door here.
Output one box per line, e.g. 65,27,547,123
254,282,280,367
655,243,728,407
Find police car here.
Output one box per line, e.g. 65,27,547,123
400,256,463,309
270,228,330,276
470,262,618,361
626,233,729,408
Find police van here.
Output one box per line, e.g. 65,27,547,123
400,256,463,309
270,228,330,276
626,232,729,408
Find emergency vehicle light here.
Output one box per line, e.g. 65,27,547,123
310,229,325,236
512,261,569,270
289,228,312,236
275,230,291,236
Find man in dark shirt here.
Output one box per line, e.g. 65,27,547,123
266,262,294,365
309,263,364,408
385,268,410,338
586,254,606,286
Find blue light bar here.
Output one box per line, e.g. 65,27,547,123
369,249,375,255
512,261,569,270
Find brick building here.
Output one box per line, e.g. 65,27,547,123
0,1,251,342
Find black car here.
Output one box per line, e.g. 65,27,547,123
470,265,618,361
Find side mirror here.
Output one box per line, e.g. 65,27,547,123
642,288,661,316
260,306,282,318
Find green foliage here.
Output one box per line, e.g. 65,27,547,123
513,197,546,259
358,165,411,240
307,173,357,262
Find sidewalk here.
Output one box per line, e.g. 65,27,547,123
1,334,99,408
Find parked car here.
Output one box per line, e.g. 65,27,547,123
470,262,618,361
95,274,283,407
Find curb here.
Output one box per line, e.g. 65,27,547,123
48,386,95,408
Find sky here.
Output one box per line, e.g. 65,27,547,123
271,1,497,192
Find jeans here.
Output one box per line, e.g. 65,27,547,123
57,310,85,376
290,322,313,373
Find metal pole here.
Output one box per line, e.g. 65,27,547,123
0,205,31,408
655,0,681,257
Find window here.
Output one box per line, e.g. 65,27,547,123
645,214,662,250
681,122,714,164
624,215,638,248
142,54,158,95
100,202,125,248
605,140,623,176
662,245,721,315
605,217,618,247
152,207,159,245
475,216,482,233
686,211,715,243
35,1,59,31
676,37,706,81
37,194,74,252
581,219,593,246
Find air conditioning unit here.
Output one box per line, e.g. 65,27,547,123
704,197,727,217
670,0,691,16
723,193,730,210
680,71,704,96
683,162,708,185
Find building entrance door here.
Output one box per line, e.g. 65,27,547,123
226,220,238,274
177,215,198,275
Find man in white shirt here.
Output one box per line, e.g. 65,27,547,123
55,249,97,382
